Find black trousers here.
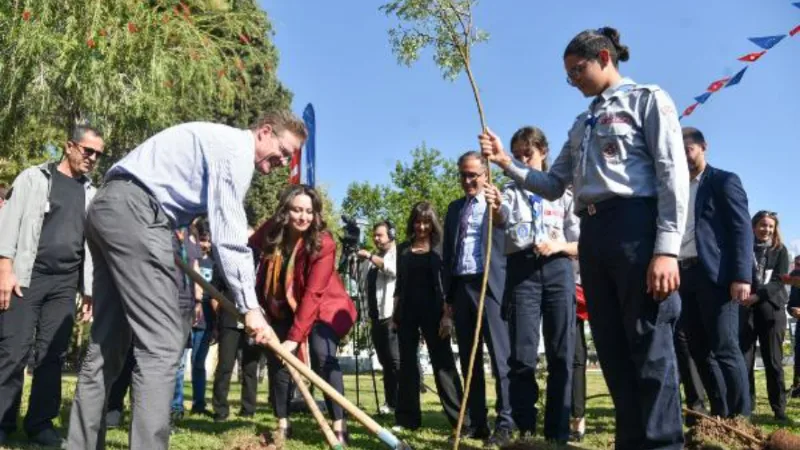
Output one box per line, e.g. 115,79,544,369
674,317,708,413
572,319,587,419
267,321,345,421
395,312,464,429
740,301,786,415
0,270,78,435
212,326,261,417
452,275,513,431
579,199,683,450
107,347,136,414
371,318,400,409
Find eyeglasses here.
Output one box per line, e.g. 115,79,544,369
256,134,296,167
71,142,103,159
566,60,592,86
458,171,485,181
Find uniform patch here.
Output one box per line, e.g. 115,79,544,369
549,228,560,241
598,114,633,126
660,104,676,117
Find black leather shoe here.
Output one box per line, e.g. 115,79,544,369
464,425,491,440
29,428,64,448
486,428,513,447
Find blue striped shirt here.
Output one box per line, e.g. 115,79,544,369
456,194,486,275
107,122,259,313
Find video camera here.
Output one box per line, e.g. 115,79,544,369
339,215,361,254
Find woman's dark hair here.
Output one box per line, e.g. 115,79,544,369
510,126,550,171
564,27,630,66
405,201,443,248
752,210,782,250
262,184,327,256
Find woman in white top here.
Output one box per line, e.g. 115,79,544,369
485,126,580,443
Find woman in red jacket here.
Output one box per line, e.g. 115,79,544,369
250,185,356,444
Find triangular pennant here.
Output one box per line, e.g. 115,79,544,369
694,92,712,104
707,78,730,92
748,35,786,50
737,50,767,62
725,67,748,88
682,103,699,117
791,25,800,37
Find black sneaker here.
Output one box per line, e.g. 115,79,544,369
463,425,491,440
486,428,513,447
29,428,64,448
791,385,800,399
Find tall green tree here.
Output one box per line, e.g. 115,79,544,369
0,0,290,182
342,144,461,246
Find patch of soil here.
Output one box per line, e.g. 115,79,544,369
685,417,765,450
227,432,269,450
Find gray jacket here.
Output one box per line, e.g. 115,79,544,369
0,162,95,295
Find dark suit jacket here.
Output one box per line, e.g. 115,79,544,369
392,241,445,325
694,165,754,287
442,196,506,304
752,244,789,311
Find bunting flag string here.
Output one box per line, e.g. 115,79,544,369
679,2,798,119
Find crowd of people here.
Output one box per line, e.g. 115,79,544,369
0,25,797,450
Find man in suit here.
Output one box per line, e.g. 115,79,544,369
676,127,753,419
442,151,513,446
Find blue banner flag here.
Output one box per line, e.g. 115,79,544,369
748,35,786,50
694,92,712,104
302,103,316,188
725,67,748,88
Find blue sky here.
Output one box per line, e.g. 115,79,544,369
261,1,799,251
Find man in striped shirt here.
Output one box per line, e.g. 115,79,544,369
67,110,307,450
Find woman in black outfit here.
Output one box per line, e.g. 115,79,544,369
393,201,465,432
739,210,790,420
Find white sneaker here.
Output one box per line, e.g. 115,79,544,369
379,404,395,415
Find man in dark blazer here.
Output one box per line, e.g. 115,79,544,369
442,151,512,446
675,127,753,419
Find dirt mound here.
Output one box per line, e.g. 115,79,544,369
686,417,765,450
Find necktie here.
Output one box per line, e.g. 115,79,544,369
456,198,474,267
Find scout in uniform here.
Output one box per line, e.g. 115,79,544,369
480,27,689,449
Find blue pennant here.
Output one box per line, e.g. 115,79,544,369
694,92,712,104
748,35,786,50
725,67,748,88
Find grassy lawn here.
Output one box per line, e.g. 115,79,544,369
2,368,799,449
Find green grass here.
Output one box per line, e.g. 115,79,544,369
2,368,799,449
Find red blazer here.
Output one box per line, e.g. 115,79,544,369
249,224,356,343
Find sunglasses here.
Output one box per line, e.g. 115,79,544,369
756,210,778,218
71,142,103,159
